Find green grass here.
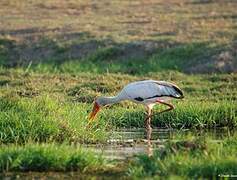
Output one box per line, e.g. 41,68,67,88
107,100,237,128
0,70,236,143
128,134,237,178
0,95,108,144
0,143,107,172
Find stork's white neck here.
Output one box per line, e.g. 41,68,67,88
97,96,119,106
97,93,126,106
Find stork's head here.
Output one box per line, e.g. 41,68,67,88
88,97,107,120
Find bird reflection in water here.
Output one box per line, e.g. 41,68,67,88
147,131,153,157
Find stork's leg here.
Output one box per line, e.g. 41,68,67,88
145,107,152,140
155,99,174,114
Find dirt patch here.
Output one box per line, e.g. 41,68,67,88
16,88,40,98
186,45,237,73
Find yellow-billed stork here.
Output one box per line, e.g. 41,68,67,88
89,80,184,134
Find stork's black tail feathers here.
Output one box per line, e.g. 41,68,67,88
172,85,184,99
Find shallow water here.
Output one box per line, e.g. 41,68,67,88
84,128,233,160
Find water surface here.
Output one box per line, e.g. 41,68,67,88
84,128,233,160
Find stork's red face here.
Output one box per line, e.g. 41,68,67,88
89,101,100,121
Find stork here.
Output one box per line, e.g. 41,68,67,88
89,80,184,138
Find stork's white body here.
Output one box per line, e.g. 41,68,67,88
113,80,183,108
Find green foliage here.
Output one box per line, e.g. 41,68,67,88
0,144,106,172
21,43,219,74
128,135,237,178
150,43,209,71
104,100,237,128
88,46,123,62
0,96,108,144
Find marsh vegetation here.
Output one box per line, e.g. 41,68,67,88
0,0,236,178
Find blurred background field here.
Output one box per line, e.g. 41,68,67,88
0,0,236,73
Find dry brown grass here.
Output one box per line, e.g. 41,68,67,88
0,0,236,43
0,0,236,73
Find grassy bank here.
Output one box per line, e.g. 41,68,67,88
0,70,236,143
0,95,109,144
128,134,237,178
0,143,107,172
0,95,236,144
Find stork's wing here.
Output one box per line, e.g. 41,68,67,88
155,81,184,99
123,80,184,101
